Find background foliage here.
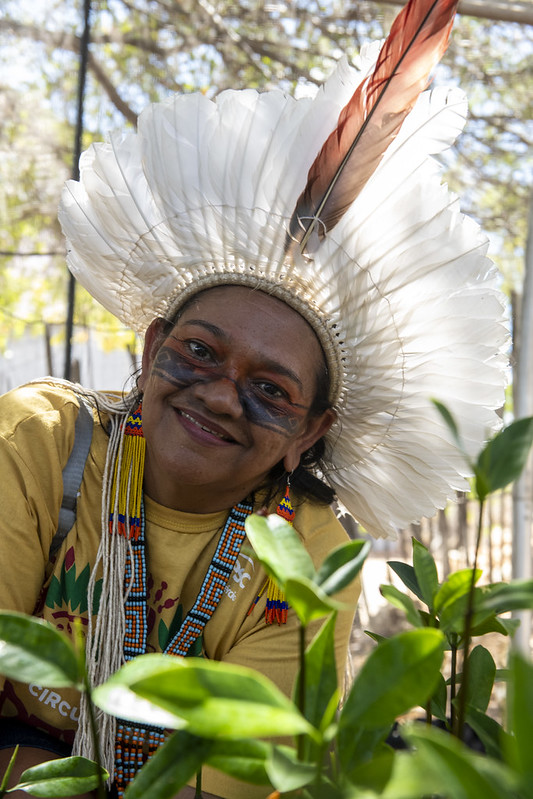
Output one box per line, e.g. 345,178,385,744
0,0,532,354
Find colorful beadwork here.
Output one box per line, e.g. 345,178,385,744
111,407,253,797
248,477,293,626
166,501,252,656
265,580,289,625
109,403,145,540
277,480,295,524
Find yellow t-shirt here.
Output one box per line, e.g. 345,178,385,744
0,381,359,798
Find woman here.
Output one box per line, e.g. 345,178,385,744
0,285,347,799
0,0,508,796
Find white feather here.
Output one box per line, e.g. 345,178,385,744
59,56,509,539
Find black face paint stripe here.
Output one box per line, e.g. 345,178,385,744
152,345,309,437
170,328,305,392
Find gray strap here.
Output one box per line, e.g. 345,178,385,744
49,397,94,558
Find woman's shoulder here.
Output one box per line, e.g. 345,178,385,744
289,497,362,578
293,496,353,546
0,379,125,436
0,379,83,437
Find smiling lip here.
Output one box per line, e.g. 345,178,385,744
176,408,238,444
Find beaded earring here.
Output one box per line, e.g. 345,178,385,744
276,472,295,524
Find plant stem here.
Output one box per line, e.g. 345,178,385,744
195,769,203,797
314,740,328,788
0,745,19,797
297,623,306,761
449,635,457,731
83,673,106,799
455,498,484,739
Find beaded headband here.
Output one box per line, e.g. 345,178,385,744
58,0,508,537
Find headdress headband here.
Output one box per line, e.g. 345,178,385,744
59,0,508,538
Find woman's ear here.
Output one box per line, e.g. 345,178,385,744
138,318,168,393
283,407,336,473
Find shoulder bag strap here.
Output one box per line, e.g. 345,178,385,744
49,396,94,558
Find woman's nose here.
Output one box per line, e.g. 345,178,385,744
193,376,243,418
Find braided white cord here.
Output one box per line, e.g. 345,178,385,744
40,380,138,778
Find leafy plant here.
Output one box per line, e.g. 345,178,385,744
0,614,108,797
1,413,533,797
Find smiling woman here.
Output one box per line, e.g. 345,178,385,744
140,287,335,513
0,0,510,797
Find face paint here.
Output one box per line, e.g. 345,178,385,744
152,342,309,437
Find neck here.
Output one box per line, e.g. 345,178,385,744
142,470,258,513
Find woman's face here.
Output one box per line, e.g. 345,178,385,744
138,285,335,513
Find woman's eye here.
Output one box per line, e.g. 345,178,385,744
255,381,286,400
186,340,213,361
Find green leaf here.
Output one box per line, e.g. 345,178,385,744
124,730,208,799
379,584,423,628
434,569,481,616
314,539,370,596
475,417,533,501
93,655,190,730
205,739,271,785
469,614,518,637
337,629,444,769
476,580,533,615
364,630,388,644
387,561,424,601
383,723,518,799
507,652,533,787
494,667,510,684
96,654,315,740
12,757,108,798
0,611,80,688
417,609,437,628
348,747,395,793
440,595,493,637
457,645,495,713
495,617,521,636
432,399,465,453
412,538,439,611
341,726,392,775
429,672,448,722
465,705,509,761
266,746,315,791
434,570,488,634
245,513,316,586
293,613,337,729
284,577,343,627
302,778,356,799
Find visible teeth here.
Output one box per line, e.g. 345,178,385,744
181,411,228,440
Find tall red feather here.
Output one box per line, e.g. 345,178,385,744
285,0,459,257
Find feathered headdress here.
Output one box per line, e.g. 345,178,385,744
59,0,508,539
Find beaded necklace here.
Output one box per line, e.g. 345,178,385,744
111,403,252,797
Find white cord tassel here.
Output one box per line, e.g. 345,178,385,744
44,383,138,780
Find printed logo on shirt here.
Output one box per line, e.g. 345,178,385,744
224,553,255,601
28,684,79,721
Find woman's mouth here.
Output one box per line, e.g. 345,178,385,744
177,409,236,443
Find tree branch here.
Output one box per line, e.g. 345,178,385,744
87,54,138,126
0,18,139,124
374,0,533,26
